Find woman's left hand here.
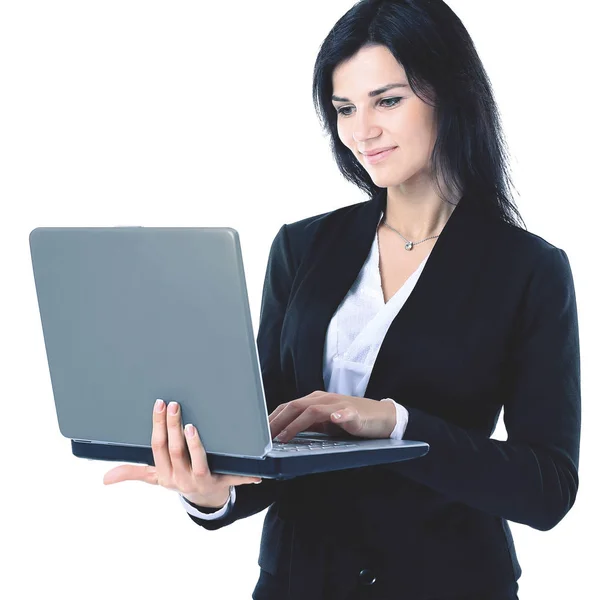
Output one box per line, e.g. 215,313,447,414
268,391,397,442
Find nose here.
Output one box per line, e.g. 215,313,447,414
352,111,381,144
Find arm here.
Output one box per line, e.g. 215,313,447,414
179,487,236,520
381,398,409,440
184,224,297,530
381,247,581,532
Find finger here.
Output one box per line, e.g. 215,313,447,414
269,402,303,439
215,473,263,486
269,390,330,424
268,403,288,424
103,464,158,485
267,391,326,424
182,423,211,480
151,398,173,479
166,402,192,484
184,425,262,486
270,396,338,439
270,398,320,434
275,404,343,442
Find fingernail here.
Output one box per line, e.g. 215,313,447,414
168,402,178,415
155,399,165,412
332,412,341,419
185,424,194,437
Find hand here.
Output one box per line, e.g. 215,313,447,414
103,399,262,508
268,391,397,442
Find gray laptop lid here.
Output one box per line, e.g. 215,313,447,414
29,227,273,458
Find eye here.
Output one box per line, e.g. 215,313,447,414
335,97,402,117
380,97,402,108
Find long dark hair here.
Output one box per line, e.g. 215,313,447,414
312,0,525,229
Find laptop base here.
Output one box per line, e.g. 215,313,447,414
72,438,429,480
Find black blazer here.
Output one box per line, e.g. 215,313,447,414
187,188,581,599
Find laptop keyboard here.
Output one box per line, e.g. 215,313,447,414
272,437,359,452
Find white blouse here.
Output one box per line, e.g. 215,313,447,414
181,210,431,519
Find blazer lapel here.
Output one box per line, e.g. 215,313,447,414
365,191,494,401
286,187,494,401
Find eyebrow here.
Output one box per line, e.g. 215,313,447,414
331,83,409,102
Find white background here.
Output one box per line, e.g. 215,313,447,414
1,1,598,598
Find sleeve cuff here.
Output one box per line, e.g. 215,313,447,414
179,486,236,520
380,398,409,439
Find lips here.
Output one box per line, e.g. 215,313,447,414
362,147,396,156
362,146,397,165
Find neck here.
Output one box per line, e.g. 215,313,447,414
382,188,458,240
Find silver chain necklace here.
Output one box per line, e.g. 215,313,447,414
382,218,441,251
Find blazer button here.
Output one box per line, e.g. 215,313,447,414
358,568,377,586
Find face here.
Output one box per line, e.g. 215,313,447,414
332,44,438,193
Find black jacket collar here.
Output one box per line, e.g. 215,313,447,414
287,187,495,400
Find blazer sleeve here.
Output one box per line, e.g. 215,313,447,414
382,246,581,532
186,224,295,530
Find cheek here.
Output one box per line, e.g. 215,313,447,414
336,120,354,148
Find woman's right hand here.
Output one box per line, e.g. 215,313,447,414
103,398,262,509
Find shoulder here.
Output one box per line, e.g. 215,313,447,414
281,199,366,270
475,208,557,251
476,215,574,295
478,212,569,265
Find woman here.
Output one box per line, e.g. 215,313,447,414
104,1,581,598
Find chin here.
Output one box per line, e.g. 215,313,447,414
367,172,403,189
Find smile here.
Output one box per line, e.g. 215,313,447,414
363,147,397,165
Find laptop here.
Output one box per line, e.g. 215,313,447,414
29,226,429,479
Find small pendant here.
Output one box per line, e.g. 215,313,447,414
405,242,414,251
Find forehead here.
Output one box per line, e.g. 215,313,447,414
332,45,407,93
